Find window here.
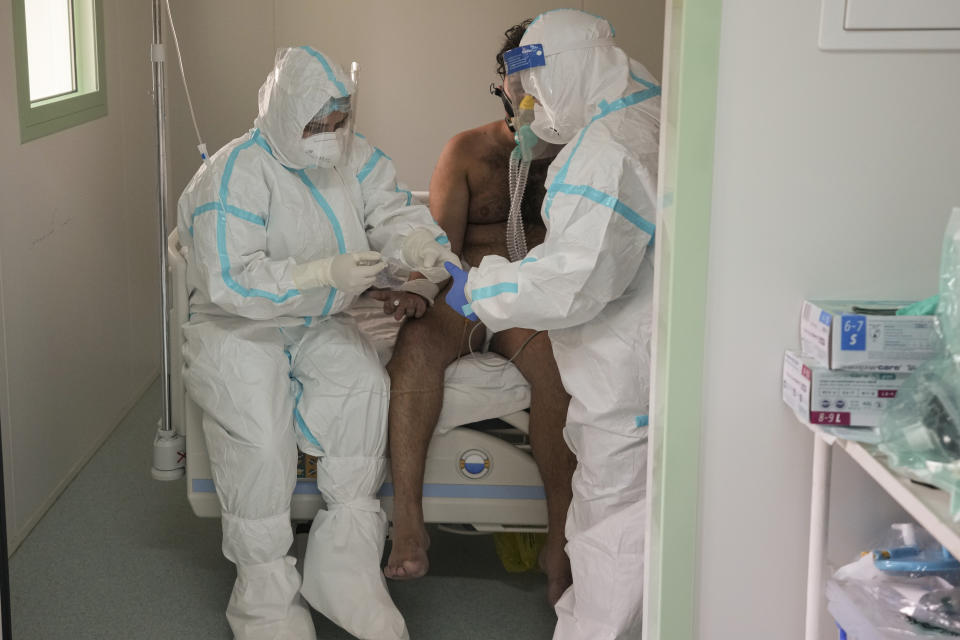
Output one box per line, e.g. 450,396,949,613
12,0,107,142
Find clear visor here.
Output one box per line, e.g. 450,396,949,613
304,96,352,134
503,44,562,142
504,47,565,158
302,62,360,158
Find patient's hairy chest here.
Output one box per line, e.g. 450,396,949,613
461,147,549,266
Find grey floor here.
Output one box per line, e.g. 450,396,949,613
10,380,556,639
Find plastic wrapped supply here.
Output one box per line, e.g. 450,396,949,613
828,524,960,638
939,209,960,357
902,587,960,634
880,209,960,520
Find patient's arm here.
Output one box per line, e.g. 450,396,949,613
428,134,472,257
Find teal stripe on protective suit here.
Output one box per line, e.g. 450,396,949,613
546,86,661,219
597,85,661,116
635,415,649,428
288,365,324,451
193,202,219,218
226,205,266,226
189,202,218,236
630,70,659,91
217,135,301,303
252,129,273,156
294,171,346,254
254,130,347,312
190,202,266,236
304,316,313,327
357,148,388,183
472,282,519,301
395,184,412,205
192,202,265,227
435,234,449,245
294,170,346,317
300,46,348,97
549,183,656,239
520,257,538,265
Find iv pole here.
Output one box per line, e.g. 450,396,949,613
150,0,185,480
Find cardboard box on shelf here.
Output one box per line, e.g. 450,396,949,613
800,300,938,372
782,350,911,428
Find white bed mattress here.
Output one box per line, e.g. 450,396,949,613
344,295,531,433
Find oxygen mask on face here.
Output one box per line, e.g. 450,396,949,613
513,95,552,163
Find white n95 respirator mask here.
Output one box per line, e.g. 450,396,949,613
302,132,342,168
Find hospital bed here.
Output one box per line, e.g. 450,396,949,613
167,214,548,532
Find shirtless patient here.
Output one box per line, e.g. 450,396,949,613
381,20,577,605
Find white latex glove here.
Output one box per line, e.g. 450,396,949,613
401,228,461,284
291,251,387,293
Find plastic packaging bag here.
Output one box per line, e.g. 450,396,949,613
902,587,960,634
493,532,546,573
879,209,960,520
828,524,960,637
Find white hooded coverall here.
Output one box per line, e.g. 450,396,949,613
462,11,660,640
177,47,443,640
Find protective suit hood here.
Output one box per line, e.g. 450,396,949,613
254,46,354,170
519,10,632,140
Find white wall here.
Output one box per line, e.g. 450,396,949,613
0,0,160,550
698,1,960,637
166,1,664,198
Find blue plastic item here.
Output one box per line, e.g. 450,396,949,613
873,544,960,575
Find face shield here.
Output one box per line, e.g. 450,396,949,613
301,61,360,168
503,43,569,146
502,45,567,161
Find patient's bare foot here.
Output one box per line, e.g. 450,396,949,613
384,521,430,580
539,535,573,606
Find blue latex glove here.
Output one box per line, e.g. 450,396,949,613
443,261,478,321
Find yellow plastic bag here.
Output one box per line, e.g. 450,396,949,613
494,532,547,573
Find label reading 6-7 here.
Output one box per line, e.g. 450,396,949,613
840,315,867,352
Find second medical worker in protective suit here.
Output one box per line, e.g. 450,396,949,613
177,47,456,640
444,10,660,640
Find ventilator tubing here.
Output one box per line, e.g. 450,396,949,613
507,146,530,262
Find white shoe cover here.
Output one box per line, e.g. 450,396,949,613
300,503,409,640
227,556,317,640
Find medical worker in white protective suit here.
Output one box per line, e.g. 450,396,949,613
443,10,660,640
177,46,456,640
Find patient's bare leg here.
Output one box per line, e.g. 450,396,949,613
384,296,484,580
490,329,574,605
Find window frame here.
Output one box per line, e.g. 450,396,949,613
12,0,108,143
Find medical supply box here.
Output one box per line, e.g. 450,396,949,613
782,350,911,428
800,300,938,372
